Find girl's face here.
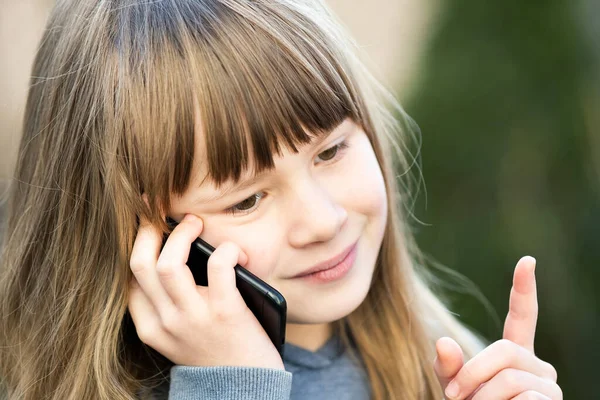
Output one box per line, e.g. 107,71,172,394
169,117,388,324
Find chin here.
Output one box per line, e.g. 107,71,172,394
284,260,375,324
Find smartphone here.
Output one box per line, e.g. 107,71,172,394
164,217,287,356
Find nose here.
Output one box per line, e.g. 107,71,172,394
286,177,348,248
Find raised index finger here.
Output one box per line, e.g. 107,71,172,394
503,256,538,353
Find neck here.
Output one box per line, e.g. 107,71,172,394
285,322,333,352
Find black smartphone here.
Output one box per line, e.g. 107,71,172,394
164,217,287,356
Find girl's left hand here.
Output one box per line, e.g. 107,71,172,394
434,256,563,400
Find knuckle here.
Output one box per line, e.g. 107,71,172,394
211,306,236,323
159,310,181,332
520,391,539,400
530,306,539,322
544,361,558,382
130,255,151,274
497,338,519,359
498,368,522,388
155,261,175,279
136,322,159,345
457,364,476,383
552,382,563,399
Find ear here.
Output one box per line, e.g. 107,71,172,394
141,193,167,216
141,193,151,210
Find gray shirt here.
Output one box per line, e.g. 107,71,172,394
155,335,371,399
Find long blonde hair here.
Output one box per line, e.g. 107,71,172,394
0,0,484,398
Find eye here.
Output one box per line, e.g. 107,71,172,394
315,140,350,164
225,192,266,216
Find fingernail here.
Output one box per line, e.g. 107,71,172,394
184,214,197,223
445,380,460,399
525,256,536,277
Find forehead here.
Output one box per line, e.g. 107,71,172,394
191,110,357,189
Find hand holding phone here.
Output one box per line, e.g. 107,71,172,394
127,214,286,370
164,217,286,356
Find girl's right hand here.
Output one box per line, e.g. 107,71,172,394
127,213,285,370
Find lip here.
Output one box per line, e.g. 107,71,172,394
290,240,359,278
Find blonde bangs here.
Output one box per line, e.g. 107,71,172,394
112,0,364,220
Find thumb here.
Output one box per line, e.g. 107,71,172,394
433,337,464,392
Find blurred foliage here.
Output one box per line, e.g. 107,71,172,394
404,1,599,398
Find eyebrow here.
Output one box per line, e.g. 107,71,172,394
193,120,351,204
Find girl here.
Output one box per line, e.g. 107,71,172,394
0,0,561,399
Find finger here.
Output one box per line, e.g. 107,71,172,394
127,277,171,348
130,215,175,315
433,337,464,391
511,391,552,400
207,241,248,310
470,369,562,400
503,256,538,353
445,339,557,400
157,214,205,310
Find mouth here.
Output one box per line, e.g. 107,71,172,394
290,240,359,279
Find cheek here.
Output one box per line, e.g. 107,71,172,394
201,217,284,280
341,141,388,219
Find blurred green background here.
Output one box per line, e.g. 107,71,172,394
405,1,599,398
